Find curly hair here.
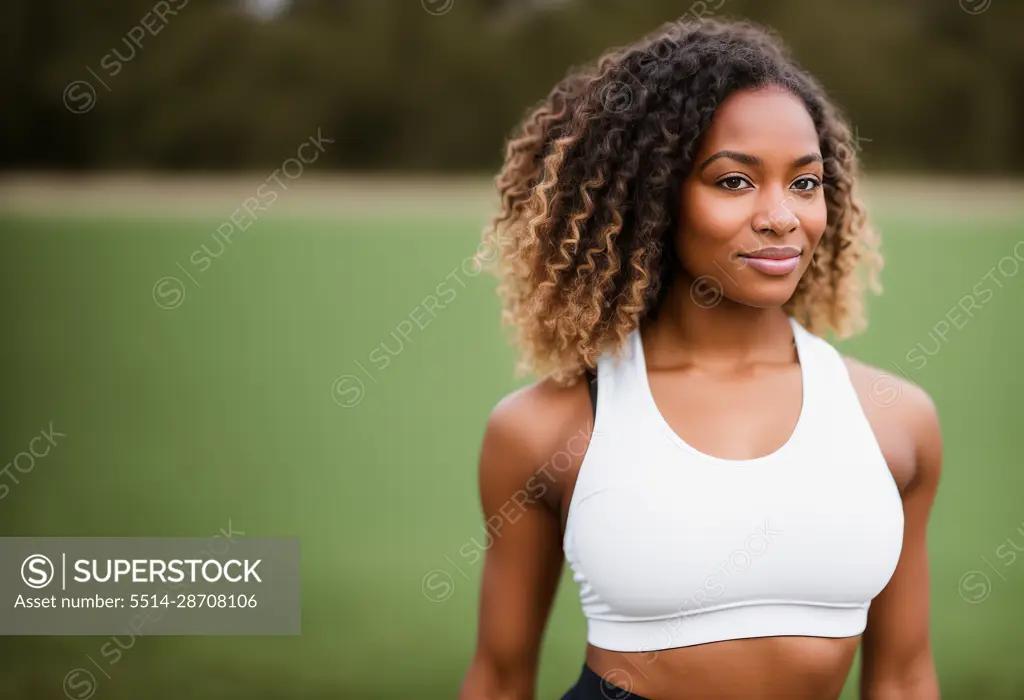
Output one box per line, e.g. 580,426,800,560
476,16,883,386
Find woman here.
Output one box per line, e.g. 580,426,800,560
460,16,942,700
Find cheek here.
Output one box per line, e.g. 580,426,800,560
799,198,829,247
677,188,748,267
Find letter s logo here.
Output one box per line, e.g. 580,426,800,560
21,554,55,589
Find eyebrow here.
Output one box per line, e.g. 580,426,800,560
697,150,823,172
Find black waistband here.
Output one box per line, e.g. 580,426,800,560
563,663,653,700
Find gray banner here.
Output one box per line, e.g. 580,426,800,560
1,537,300,635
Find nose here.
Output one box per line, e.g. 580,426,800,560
752,193,800,236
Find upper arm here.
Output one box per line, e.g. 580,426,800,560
860,375,943,698
461,383,585,700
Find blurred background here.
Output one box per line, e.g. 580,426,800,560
1,0,1023,698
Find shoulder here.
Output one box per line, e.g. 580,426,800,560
478,376,593,506
842,355,943,488
841,357,940,441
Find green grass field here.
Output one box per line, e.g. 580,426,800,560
1,189,1023,699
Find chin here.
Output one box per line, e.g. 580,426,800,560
729,281,800,308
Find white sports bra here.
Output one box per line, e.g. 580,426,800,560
562,316,905,652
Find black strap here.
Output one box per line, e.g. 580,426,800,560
585,369,598,420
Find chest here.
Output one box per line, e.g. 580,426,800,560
561,434,906,616
554,366,916,533
644,364,917,492
647,364,805,462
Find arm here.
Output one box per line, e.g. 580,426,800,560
458,391,569,700
860,381,943,700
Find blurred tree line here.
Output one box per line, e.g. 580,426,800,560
2,0,1022,173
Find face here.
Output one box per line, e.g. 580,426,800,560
676,86,827,309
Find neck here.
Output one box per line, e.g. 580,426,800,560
642,275,796,367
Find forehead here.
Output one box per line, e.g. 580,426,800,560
697,86,820,157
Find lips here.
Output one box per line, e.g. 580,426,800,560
738,246,802,276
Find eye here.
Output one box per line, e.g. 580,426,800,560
791,176,821,193
717,175,752,191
